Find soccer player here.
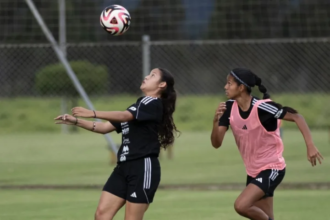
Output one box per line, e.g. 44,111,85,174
55,68,178,220
210,68,323,220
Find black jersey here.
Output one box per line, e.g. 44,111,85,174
219,97,287,131
111,96,163,163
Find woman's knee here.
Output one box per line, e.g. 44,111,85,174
234,199,248,216
95,207,113,220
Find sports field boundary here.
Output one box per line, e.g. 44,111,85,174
1,183,329,190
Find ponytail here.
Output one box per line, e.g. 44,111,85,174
254,75,298,114
158,68,180,148
231,68,299,114
255,75,270,99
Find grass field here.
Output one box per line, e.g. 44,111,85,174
1,130,329,186
1,128,329,219
1,190,329,220
1,94,330,134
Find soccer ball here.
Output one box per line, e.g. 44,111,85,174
100,5,131,36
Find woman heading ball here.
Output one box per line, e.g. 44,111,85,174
55,68,178,220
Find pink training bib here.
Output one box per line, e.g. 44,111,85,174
230,99,286,177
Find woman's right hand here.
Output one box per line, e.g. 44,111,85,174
214,102,226,122
54,114,77,125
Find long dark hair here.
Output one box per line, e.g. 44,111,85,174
158,68,179,148
231,68,298,114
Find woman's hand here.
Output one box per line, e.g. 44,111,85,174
306,144,323,166
214,102,226,122
54,114,78,125
71,107,94,118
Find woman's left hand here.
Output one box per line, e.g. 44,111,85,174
307,144,323,166
72,107,94,118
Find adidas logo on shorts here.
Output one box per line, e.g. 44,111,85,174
256,178,262,183
130,192,137,198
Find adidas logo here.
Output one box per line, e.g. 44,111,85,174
274,109,283,119
256,178,262,183
242,125,247,130
130,192,137,198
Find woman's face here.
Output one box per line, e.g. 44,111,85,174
224,74,242,99
140,68,163,92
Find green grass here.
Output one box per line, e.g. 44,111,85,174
1,130,329,186
0,189,329,220
1,119,329,219
0,94,330,134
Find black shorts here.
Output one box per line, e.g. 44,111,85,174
103,157,161,204
246,168,285,197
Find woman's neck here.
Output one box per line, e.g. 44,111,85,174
235,95,252,112
144,91,160,98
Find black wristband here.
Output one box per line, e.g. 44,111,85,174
74,117,78,125
93,110,96,118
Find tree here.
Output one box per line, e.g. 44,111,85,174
35,60,108,132
35,60,108,97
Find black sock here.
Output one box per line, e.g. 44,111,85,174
269,218,273,220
